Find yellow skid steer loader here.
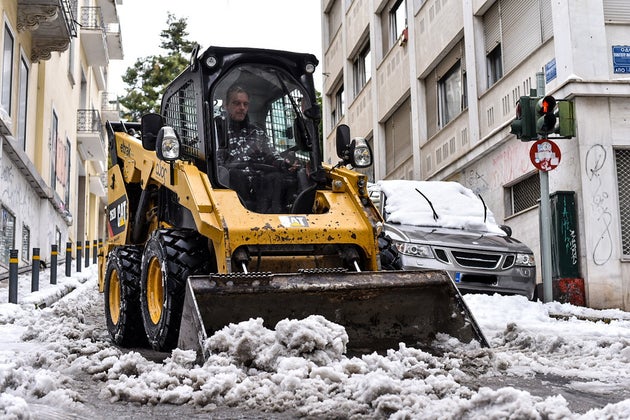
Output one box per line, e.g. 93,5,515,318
99,45,486,360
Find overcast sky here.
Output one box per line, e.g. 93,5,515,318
108,0,323,95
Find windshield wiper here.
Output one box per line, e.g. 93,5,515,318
477,194,488,223
415,188,439,221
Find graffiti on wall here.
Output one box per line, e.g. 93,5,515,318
585,144,613,266
463,169,489,195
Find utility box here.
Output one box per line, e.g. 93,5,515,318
550,191,585,305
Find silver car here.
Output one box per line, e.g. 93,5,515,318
374,180,537,300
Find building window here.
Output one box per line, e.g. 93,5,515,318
1,24,14,114
390,0,407,44
330,84,344,128
483,0,553,75
64,138,72,205
17,55,28,150
438,61,463,127
326,0,342,45
353,43,371,97
51,110,59,190
21,225,30,262
0,206,16,267
506,172,540,216
615,149,630,256
487,44,503,87
384,98,412,175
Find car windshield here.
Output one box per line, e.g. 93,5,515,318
377,180,506,235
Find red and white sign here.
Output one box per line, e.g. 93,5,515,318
530,139,561,172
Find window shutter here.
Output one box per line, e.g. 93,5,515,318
502,0,540,72
540,0,553,42
484,2,501,54
604,0,630,22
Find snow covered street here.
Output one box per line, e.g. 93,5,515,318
1,266,629,419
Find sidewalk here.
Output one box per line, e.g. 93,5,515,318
0,263,96,308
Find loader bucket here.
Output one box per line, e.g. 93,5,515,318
178,269,487,361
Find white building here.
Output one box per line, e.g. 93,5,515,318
0,0,122,276
322,0,630,310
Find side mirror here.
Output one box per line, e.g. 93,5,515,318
500,225,513,237
155,127,181,161
141,113,163,151
335,124,351,159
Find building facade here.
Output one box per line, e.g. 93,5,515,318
0,0,122,275
322,0,630,310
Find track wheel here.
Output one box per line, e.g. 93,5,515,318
104,246,146,347
140,229,211,352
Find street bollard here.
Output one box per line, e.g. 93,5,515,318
31,248,40,292
93,239,98,264
8,249,18,304
51,245,58,285
77,241,82,273
85,240,90,268
65,242,72,277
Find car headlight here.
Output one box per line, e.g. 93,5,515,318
393,240,433,258
515,253,535,267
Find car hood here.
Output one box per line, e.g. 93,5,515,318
384,223,533,253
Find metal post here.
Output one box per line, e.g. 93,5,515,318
31,248,40,292
8,249,18,304
93,239,98,264
51,245,58,285
540,171,553,302
77,241,82,272
65,242,72,277
536,71,553,302
85,240,90,268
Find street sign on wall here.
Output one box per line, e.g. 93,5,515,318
612,45,630,73
530,139,561,171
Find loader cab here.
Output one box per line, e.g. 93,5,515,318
209,62,318,214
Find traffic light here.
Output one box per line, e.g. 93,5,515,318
510,96,537,141
556,100,575,138
536,95,556,136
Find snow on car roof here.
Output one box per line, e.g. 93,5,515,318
377,180,506,235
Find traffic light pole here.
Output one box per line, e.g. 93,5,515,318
536,72,553,303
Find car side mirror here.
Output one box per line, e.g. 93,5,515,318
500,225,513,237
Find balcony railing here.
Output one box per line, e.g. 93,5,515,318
80,6,105,31
77,109,106,162
77,109,102,133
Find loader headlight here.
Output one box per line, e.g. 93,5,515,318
515,253,535,267
156,126,180,161
351,137,372,168
393,240,433,258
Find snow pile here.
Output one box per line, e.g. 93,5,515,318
1,267,630,418
206,315,348,369
377,180,506,234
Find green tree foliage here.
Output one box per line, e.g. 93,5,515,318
118,14,195,121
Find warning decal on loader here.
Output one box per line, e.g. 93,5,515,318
107,195,128,237
279,216,309,227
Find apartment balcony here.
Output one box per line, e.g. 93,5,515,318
77,109,106,162
89,174,106,198
101,92,121,122
80,7,108,66
17,0,77,62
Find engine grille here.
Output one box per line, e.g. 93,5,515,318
451,250,501,269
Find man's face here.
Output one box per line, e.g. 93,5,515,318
227,91,249,122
